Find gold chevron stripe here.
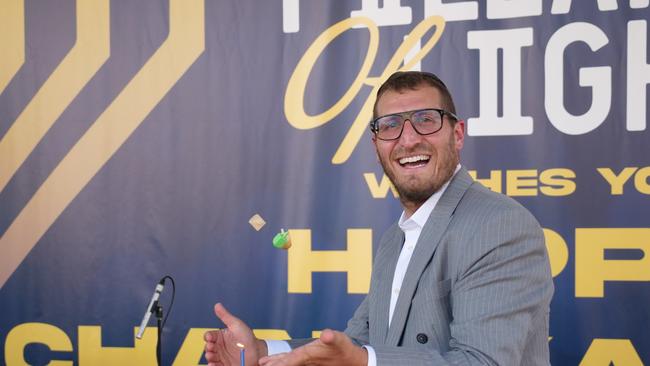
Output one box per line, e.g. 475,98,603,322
0,0,205,288
0,0,110,193
0,0,24,94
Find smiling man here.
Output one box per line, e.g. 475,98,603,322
371,73,462,217
204,71,554,366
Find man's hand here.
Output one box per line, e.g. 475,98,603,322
204,303,267,366
258,329,367,366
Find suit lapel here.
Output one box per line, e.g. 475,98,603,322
385,168,474,345
370,225,404,344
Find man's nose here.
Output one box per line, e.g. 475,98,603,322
399,120,422,146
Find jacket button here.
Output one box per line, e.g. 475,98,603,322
416,333,428,344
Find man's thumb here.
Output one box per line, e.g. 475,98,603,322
319,329,338,345
214,303,240,328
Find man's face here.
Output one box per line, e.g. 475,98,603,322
373,86,465,212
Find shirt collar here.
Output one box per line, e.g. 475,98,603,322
398,164,461,231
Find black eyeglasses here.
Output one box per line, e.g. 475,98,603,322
369,108,459,141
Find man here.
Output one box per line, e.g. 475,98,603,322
204,71,554,365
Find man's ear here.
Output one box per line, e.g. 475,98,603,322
371,135,380,162
454,120,465,150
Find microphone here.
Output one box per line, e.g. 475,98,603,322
136,279,164,339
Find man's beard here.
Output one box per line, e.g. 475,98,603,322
379,135,458,208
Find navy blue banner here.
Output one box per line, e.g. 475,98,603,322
1,1,648,364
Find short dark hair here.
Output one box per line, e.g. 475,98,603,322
372,71,457,120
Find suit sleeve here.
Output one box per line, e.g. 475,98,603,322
372,205,553,365
344,293,370,346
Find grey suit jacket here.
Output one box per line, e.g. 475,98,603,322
343,168,554,365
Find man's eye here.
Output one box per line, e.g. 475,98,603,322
414,113,436,123
380,118,400,129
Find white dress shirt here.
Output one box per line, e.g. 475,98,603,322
268,165,461,366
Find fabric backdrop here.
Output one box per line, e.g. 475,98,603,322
1,0,648,365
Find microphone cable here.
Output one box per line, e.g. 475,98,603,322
157,275,175,366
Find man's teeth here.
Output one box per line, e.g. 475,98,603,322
399,155,430,165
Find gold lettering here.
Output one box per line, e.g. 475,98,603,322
633,166,650,194
78,326,156,365
364,172,399,198
506,169,538,196
333,16,445,164
285,17,378,130
575,228,650,297
288,229,372,294
5,322,72,366
284,16,446,164
172,328,214,366
253,329,292,340
543,228,569,277
597,167,637,195
579,339,643,366
539,168,576,196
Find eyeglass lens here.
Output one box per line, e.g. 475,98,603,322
375,109,443,140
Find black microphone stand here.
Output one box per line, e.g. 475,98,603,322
154,301,163,366
137,276,175,366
